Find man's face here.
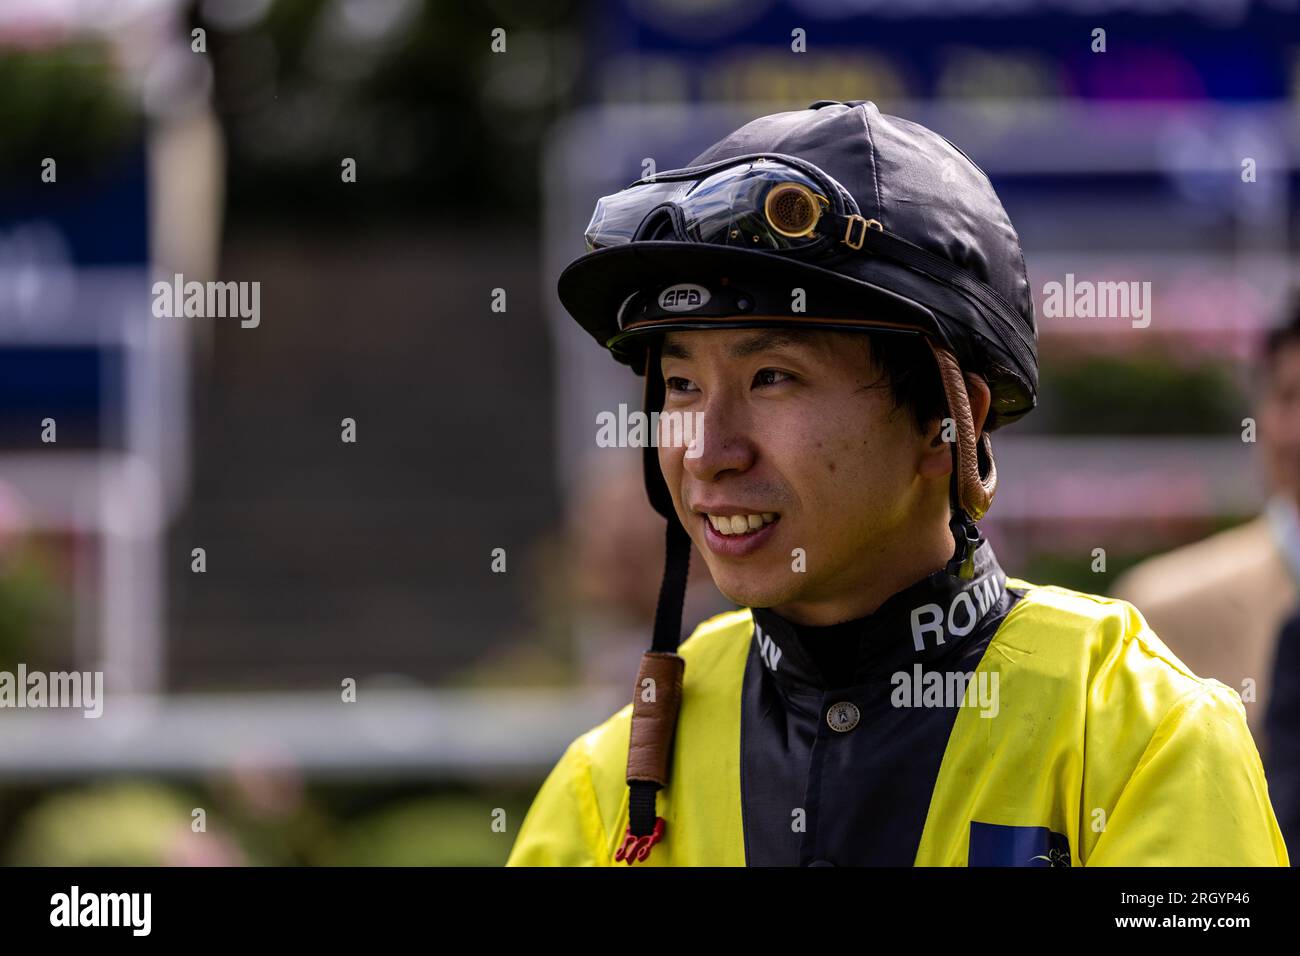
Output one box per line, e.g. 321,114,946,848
1259,341,1300,505
657,327,951,618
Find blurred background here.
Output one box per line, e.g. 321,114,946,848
0,0,1298,864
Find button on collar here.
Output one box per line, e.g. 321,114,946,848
826,700,860,732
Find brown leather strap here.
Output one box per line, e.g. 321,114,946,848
927,340,997,522
626,651,686,785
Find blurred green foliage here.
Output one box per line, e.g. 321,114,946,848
1033,351,1244,434
209,0,578,223
0,780,534,866
0,541,62,669
6,781,203,866
1018,550,1145,596
319,795,528,865
1017,514,1249,593
0,44,137,172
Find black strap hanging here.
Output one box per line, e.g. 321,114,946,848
627,519,691,837
618,517,691,863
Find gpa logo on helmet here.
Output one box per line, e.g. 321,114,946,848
658,284,711,313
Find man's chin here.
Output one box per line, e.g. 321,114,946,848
708,570,802,611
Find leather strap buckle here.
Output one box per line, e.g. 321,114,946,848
842,214,883,250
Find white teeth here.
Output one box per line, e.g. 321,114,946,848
705,512,778,535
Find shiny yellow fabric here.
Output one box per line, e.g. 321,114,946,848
506,584,1289,866
916,581,1288,865
505,609,749,867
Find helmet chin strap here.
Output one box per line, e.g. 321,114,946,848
618,517,690,864
947,473,983,578
615,342,690,863
927,339,997,578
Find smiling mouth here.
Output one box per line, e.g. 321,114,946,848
703,512,779,536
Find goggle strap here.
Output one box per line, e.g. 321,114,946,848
819,213,1035,378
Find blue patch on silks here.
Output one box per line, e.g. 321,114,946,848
968,822,1072,867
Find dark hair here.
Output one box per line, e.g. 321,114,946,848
852,330,948,433
1263,293,1300,374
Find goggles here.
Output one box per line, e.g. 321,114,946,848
583,154,883,254
577,153,1034,398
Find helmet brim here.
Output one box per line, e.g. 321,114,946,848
557,241,945,369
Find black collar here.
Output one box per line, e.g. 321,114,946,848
749,538,1009,693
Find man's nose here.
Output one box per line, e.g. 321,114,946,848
680,395,756,483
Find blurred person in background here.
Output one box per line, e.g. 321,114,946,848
1114,299,1300,752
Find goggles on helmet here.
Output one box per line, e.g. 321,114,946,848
577,153,1033,408
583,154,882,254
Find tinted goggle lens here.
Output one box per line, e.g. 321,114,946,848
583,160,833,252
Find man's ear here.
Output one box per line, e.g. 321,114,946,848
918,414,954,479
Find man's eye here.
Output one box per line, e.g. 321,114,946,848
665,376,698,394
754,368,793,388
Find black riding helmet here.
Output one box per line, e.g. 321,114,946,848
556,100,1039,863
